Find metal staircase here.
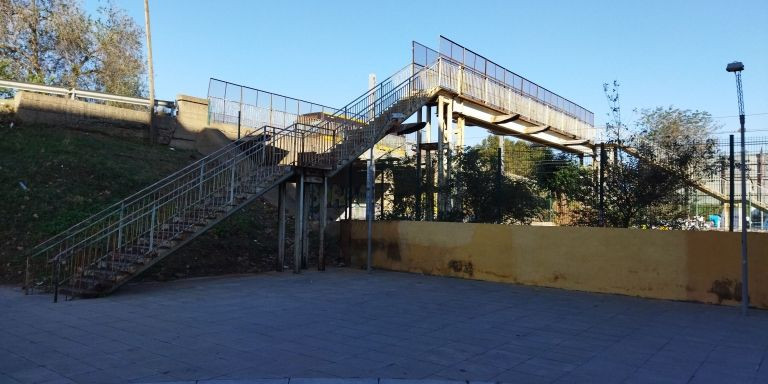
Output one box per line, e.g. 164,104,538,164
24,62,439,300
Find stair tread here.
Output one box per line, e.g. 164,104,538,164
37,90,425,299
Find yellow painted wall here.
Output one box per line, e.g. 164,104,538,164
341,221,768,309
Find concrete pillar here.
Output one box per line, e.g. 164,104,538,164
318,177,327,271
457,115,465,151
446,100,454,150
425,106,432,143
277,182,286,272
498,135,505,174
294,171,304,274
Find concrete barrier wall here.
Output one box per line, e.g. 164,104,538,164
341,221,768,309
173,95,255,150
13,91,149,138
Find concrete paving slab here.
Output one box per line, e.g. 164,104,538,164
1,268,768,384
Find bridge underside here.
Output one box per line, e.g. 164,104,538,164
431,91,595,156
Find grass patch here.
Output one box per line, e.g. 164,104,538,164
0,124,198,282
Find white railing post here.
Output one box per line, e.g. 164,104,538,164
198,159,205,200
148,203,157,250
116,202,125,250
229,157,236,204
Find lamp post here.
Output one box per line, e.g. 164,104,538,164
144,0,156,143
726,61,748,316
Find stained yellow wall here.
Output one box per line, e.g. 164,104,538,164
341,221,768,309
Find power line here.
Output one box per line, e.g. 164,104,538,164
712,112,768,119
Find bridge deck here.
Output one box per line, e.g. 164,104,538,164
414,37,596,155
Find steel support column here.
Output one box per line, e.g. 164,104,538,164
319,176,327,271
294,172,304,274
277,182,286,272
446,100,454,213
301,183,310,270
437,97,445,219
347,165,353,220
366,146,375,273
426,105,433,221
416,108,423,220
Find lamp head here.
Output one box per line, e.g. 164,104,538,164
726,61,744,72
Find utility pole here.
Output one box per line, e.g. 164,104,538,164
726,61,748,316
144,0,156,144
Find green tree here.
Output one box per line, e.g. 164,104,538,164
449,146,544,224
0,59,13,98
562,106,721,228
476,135,550,178
0,0,146,97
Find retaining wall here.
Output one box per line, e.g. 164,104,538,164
341,221,768,309
13,91,149,138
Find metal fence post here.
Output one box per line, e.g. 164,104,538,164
24,257,30,295
599,143,606,227
237,111,241,140
53,257,60,303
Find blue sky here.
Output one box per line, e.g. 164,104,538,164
85,0,767,140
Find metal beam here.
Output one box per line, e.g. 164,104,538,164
492,113,520,124
523,125,550,135
391,122,427,136
562,139,589,146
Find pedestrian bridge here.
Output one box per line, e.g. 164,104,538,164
412,36,597,155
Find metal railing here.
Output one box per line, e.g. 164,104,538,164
296,62,440,171
413,40,596,141
24,61,441,300
207,79,337,130
624,136,768,212
435,36,593,125
25,123,305,297
0,79,172,108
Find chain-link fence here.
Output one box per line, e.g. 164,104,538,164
365,135,768,231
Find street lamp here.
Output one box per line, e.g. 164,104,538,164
726,61,748,316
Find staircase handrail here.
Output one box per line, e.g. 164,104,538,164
25,125,289,264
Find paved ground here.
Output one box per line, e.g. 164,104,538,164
1,268,767,384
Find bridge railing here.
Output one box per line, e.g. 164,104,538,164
207,79,337,132
0,79,172,109
413,40,597,142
